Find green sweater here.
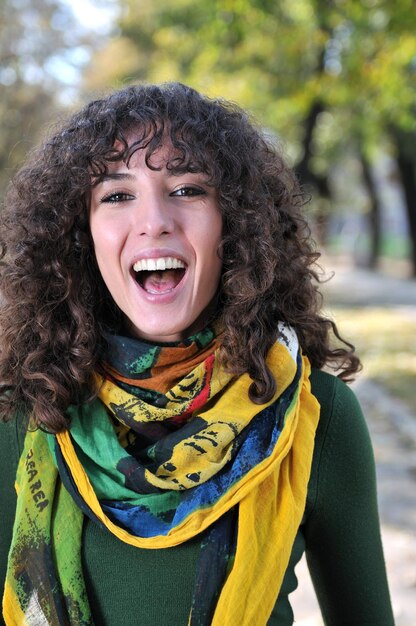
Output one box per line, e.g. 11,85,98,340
0,370,395,625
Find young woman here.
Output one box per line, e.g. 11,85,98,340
0,83,394,625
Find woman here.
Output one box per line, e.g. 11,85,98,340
0,83,394,625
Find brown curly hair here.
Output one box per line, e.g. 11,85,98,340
0,82,360,432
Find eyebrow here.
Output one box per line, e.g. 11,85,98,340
98,173,135,183
95,170,209,186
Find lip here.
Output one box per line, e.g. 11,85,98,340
130,247,189,304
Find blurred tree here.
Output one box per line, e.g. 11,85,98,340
391,127,416,275
0,83,54,197
84,0,416,272
0,0,92,200
359,146,382,269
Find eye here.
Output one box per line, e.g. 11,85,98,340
171,185,206,197
101,191,135,203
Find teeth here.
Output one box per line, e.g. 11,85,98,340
133,257,186,272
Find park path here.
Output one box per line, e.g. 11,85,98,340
291,261,416,626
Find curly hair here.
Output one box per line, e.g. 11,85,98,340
0,82,360,432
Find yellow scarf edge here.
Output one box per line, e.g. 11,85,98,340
211,356,320,626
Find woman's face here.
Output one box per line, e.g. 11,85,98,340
89,143,223,343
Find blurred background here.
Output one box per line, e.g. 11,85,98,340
1,0,415,623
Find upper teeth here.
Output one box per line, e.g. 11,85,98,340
133,257,186,272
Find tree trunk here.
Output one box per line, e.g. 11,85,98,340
360,149,381,269
295,101,331,245
294,35,332,245
392,130,416,277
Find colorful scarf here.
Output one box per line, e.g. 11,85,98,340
3,323,320,626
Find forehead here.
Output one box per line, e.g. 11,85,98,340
93,145,214,192
90,121,216,186
105,133,212,179
112,140,174,172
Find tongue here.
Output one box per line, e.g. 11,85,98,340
142,269,182,294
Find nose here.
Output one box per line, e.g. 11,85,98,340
135,192,174,238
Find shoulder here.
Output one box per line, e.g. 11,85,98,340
306,369,377,514
0,415,27,472
0,414,27,507
309,368,363,422
0,416,28,600
304,371,395,623
309,368,369,449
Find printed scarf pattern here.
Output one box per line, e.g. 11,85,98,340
3,323,320,626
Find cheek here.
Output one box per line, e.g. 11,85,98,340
89,221,120,293
90,216,104,252
90,216,122,260
202,225,223,289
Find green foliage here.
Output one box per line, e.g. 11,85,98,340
86,0,416,145
0,82,56,199
81,0,416,269
0,0,93,202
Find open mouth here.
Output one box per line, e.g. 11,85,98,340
132,257,186,295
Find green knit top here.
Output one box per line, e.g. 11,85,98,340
0,370,395,625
